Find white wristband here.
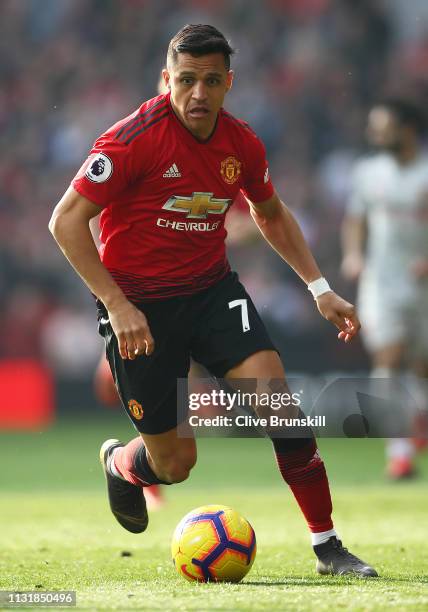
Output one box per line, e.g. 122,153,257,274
308,277,331,299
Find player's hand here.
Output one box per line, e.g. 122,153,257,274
107,299,155,359
315,291,360,343
341,253,364,281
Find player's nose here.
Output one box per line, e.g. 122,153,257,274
192,80,208,101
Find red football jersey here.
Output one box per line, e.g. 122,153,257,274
72,92,274,300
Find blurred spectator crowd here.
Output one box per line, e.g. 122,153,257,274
1,0,427,377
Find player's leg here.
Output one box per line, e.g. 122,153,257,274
226,350,335,535
408,349,428,452
358,290,415,479
94,351,166,509
370,342,416,478
111,423,197,486
192,272,377,576
225,349,377,577
405,361,428,454
94,352,121,407
101,426,195,531
103,364,208,514
98,296,195,532
407,297,428,451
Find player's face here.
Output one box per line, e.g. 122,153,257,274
366,107,402,151
163,52,233,141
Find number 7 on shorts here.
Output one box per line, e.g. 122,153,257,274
228,298,250,332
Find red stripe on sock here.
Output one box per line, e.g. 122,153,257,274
113,437,148,487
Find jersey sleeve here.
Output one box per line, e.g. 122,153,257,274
72,133,141,207
347,161,369,216
241,133,274,203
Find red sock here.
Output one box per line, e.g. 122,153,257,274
274,439,333,533
113,437,167,487
113,438,146,486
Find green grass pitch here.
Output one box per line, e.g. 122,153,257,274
1,414,427,611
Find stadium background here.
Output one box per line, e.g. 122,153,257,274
0,2,427,609
2,0,428,383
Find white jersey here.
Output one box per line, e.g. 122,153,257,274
349,151,428,352
349,152,428,300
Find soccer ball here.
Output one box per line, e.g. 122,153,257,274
171,504,256,583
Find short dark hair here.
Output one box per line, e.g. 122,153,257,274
376,98,426,135
167,24,235,70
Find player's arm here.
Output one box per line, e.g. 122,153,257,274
340,213,367,281
249,192,359,342
48,186,154,359
340,161,368,281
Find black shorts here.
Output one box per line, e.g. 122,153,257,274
97,272,277,434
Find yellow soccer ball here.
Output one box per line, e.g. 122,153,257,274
171,504,256,582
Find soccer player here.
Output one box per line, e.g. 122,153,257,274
342,99,428,479
49,24,377,577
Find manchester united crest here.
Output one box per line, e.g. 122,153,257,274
221,156,241,184
128,399,144,420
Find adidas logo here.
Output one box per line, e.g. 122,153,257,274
163,163,181,178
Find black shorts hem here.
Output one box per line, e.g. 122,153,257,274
207,342,279,378
130,410,189,435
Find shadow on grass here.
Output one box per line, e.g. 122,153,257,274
244,575,428,586
242,577,369,587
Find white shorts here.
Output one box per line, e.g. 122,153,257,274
358,279,428,357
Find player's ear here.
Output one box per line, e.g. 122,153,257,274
226,70,234,92
162,68,171,90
